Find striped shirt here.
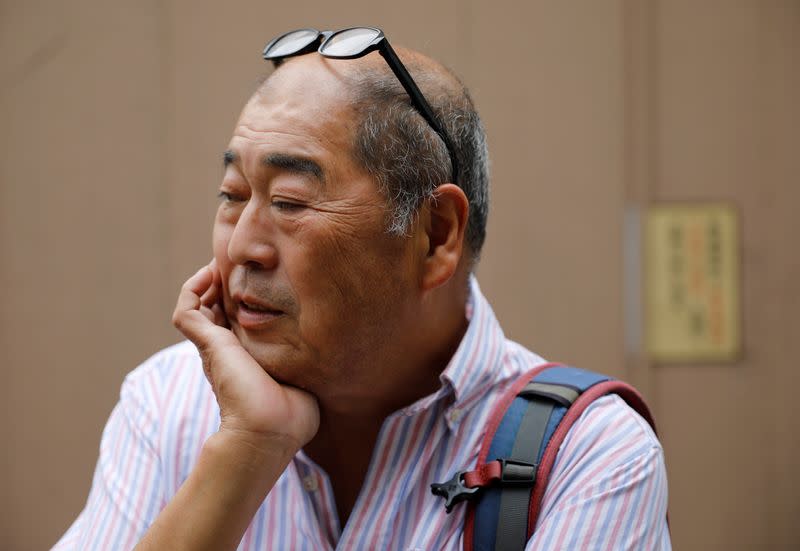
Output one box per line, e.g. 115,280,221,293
53,278,670,550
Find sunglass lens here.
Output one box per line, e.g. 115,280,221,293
320,27,380,57
265,29,320,58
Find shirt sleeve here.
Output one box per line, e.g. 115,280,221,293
525,395,671,550
51,366,165,551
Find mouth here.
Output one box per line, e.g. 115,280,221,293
234,296,285,329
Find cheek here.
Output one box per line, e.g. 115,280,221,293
212,221,231,257
277,233,363,328
294,226,410,319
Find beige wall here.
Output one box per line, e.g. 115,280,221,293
650,2,799,548
1,1,797,549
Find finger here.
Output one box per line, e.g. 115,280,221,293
199,259,220,308
199,260,230,328
175,266,213,314
198,296,229,328
209,261,231,328
199,305,216,323
211,303,229,328
199,281,219,309
173,267,223,343
173,307,221,344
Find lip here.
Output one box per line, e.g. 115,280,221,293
232,294,285,329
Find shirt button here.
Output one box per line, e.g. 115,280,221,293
302,475,318,492
447,408,463,424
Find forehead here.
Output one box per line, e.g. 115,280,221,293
230,56,359,167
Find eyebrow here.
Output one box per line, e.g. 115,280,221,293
223,150,237,167
223,150,325,185
264,153,325,184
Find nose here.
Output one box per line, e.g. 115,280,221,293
226,199,279,270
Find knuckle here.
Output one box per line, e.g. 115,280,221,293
171,311,184,329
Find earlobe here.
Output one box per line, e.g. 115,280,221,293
421,184,469,291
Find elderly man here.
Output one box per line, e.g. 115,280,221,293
54,28,670,550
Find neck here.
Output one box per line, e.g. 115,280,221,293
302,275,471,522
312,276,470,428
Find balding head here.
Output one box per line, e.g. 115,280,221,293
256,47,489,260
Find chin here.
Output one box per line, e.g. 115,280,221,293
236,332,312,389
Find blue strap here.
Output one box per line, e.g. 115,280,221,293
493,397,554,550
473,395,528,550
472,366,613,551
532,365,611,390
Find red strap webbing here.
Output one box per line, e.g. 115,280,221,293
462,460,503,488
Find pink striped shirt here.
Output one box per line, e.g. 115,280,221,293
53,279,670,550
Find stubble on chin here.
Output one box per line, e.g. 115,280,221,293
233,325,319,391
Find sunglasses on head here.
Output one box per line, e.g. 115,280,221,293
262,27,459,185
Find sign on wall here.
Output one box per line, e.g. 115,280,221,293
645,204,741,362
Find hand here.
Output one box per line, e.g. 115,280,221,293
172,260,320,455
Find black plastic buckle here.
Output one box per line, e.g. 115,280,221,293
430,470,482,514
499,459,538,487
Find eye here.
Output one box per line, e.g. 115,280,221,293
272,200,305,212
217,190,245,203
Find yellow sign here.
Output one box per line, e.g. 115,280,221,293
645,204,741,362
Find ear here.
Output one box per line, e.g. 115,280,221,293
420,184,469,291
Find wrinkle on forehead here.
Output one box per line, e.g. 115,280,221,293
234,123,326,146
229,55,381,192
243,56,362,152
254,55,357,109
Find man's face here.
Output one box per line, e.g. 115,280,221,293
213,57,420,398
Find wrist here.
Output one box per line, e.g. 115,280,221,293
206,427,300,468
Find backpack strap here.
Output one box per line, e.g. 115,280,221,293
430,363,657,551
521,369,656,539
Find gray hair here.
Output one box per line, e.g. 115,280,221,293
348,63,490,260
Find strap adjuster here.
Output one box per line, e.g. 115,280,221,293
499,459,537,487
430,470,482,514
431,459,537,513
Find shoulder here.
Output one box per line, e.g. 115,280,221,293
541,392,665,518
113,341,218,477
525,392,670,548
117,340,211,424
122,340,203,392
560,393,661,470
